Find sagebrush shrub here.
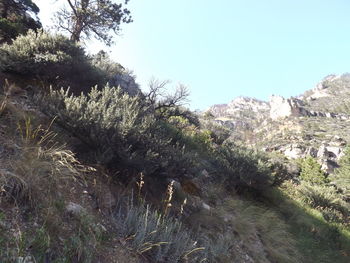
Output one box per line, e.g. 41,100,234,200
0,29,103,91
36,85,196,177
211,142,273,190
35,83,275,191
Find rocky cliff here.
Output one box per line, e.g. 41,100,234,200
205,73,350,173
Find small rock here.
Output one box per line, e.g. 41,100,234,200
65,202,85,217
202,202,211,211
317,145,328,159
201,169,210,177
109,73,141,96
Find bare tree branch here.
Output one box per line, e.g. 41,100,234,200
67,0,78,17
144,79,190,121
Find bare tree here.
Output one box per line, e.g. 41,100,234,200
145,79,198,124
55,0,132,46
147,79,190,110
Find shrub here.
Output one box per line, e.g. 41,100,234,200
298,157,328,184
36,83,273,192
199,118,231,145
89,50,125,80
115,199,204,262
199,234,233,262
211,142,273,191
35,85,196,178
0,29,103,92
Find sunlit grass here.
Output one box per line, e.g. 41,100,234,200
264,186,350,263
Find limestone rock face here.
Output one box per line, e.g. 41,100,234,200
109,73,141,96
284,144,305,159
268,142,344,173
206,96,270,134
303,74,340,100
208,96,269,118
269,95,307,120
204,73,350,176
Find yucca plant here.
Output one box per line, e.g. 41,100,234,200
115,197,204,262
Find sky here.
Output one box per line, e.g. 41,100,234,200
34,0,350,110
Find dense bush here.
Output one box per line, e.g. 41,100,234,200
0,30,103,91
35,83,276,193
89,50,125,81
0,17,40,43
298,157,328,184
36,85,196,178
199,118,231,145
211,142,273,191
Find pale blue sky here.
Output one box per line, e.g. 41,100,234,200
34,0,350,110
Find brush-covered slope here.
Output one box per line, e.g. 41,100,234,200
0,30,349,263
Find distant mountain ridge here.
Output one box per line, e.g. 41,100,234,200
208,96,269,118
205,73,350,173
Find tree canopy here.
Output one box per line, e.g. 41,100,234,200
0,0,41,43
55,0,132,46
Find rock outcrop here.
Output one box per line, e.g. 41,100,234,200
268,95,350,120
208,96,269,118
205,73,350,175
264,139,345,173
269,95,308,120
109,73,141,96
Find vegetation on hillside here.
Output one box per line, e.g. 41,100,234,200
0,10,349,263
0,0,41,43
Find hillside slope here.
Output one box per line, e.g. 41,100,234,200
0,30,349,263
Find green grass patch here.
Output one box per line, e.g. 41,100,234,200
264,187,350,263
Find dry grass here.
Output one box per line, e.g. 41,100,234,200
0,116,81,208
220,198,301,263
0,92,105,262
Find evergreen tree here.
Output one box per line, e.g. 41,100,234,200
299,157,328,185
0,0,41,43
55,0,132,46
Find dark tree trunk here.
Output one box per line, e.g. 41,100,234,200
70,0,89,42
